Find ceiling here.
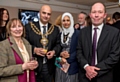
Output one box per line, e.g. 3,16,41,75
57,0,119,6
21,0,120,10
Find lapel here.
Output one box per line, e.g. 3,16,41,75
35,21,42,41
47,23,52,37
97,24,109,49
9,36,32,61
9,36,24,61
47,23,52,45
86,26,92,56
35,21,41,30
48,23,52,29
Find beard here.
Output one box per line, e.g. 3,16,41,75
79,22,84,25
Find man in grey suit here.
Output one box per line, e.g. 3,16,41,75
77,2,120,82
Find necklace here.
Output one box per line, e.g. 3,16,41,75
30,22,54,48
63,33,69,43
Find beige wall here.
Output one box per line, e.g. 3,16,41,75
0,6,18,19
0,5,78,24
50,11,78,24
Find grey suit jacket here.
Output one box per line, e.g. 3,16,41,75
77,24,120,82
0,36,32,82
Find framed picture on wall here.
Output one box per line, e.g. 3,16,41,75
18,9,39,25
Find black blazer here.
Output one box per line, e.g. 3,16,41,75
111,20,120,82
25,22,62,74
112,20,120,30
77,24,120,82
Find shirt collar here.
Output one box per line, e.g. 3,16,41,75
92,23,104,30
39,20,48,27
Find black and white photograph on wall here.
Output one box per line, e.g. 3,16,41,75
18,9,39,25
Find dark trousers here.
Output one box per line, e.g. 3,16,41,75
91,78,97,82
36,63,53,82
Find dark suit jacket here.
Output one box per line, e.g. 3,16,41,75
0,36,32,82
25,22,61,75
111,20,120,82
77,24,120,82
112,20,120,30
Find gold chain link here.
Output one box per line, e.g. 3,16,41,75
30,22,54,37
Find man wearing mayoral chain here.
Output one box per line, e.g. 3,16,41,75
25,5,62,82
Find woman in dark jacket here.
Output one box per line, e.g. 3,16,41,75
55,12,79,82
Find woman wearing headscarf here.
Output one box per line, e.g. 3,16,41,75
55,12,79,82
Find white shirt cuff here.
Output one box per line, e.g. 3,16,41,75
84,64,89,69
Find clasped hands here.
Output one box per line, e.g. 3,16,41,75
34,47,55,59
22,60,38,71
85,66,100,80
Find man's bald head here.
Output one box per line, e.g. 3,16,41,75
39,5,52,25
40,5,52,12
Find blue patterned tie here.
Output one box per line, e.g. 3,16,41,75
43,26,46,35
42,26,47,64
91,27,98,66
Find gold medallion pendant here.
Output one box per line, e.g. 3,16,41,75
30,22,54,48
40,36,48,49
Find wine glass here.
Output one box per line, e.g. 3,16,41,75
30,57,36,62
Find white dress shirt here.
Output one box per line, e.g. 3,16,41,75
84,23,104,68
92,23,103,65
39,21,48,34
